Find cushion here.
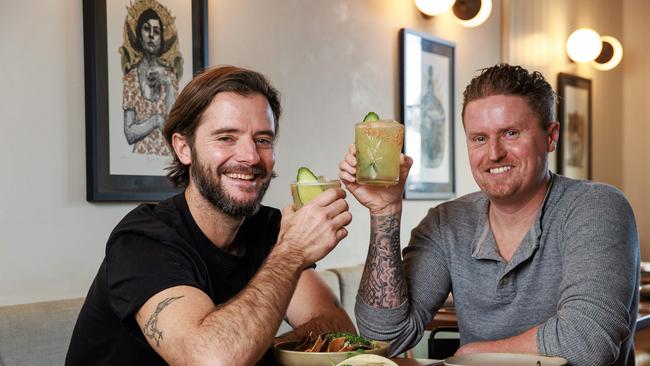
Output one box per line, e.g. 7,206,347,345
0,298,84,366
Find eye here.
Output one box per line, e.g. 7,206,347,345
472,135,487,144
256,137,274,147
216,135,234,143
505,130,519,138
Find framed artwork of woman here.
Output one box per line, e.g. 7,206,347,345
83,0,207,201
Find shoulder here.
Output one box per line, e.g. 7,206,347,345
422,191,485,223
107,194,186,252
412,191,486,236
551,175,634,218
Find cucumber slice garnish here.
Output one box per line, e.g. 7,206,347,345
296,167,324,205
363,112,380,122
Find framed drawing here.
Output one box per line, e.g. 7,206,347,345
399,28,455,199
556,73,592,180
83,0,208,201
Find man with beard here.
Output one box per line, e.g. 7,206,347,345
339,64,639,366
67,66,354,366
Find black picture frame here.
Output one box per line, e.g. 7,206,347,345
399,28,455,200
556,73,592,180
83,0,208,201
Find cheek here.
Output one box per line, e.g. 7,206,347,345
467,148,484,168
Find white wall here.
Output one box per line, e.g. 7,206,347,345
0,0,498,306
504,0,624,187
623,0,650,258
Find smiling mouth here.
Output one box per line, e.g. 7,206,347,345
224,172,256,181
488,165,513,174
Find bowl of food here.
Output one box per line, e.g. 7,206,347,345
273,332,391,366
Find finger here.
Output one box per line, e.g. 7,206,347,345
345,150,357,168
310,187,346,207
335,227,348,242
339,158,356,175
331,210,353,229
324,198,349,218
339,170,357,185
347,143,356,155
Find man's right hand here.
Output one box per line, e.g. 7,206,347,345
276,187,352,267
339,144,413,216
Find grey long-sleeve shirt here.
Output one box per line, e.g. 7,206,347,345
356,174,639,366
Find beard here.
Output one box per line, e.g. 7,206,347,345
190,150,273,218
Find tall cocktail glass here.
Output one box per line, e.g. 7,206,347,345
355,119,404,185
290,179,341,209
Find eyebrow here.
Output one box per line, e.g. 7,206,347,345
210,128,276,138
466,123,526,136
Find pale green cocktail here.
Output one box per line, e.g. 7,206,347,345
355,119,404,186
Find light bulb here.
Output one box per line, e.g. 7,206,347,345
415,0,455,16
566,28,602,63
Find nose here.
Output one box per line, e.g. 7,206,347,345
236,137,261,165
488,138,506,161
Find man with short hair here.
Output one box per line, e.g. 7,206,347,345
340,63,639,366
67,65,354,366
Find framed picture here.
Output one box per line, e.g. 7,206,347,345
83,0,208,201
556,73,592,180
399,28,455,199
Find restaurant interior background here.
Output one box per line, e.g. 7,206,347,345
1,0,648,306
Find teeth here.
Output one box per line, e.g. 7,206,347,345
225,173,254,180
489,166,512,174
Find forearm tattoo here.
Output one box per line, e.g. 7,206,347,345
142,295,184,347
359,213,407,308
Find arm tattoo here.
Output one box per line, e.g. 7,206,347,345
359,213,407,308
142,295,184,347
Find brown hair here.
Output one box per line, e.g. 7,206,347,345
462,63,556,129
163,65,281,188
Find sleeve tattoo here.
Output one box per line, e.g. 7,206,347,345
359,213,407,308
142,295,184,346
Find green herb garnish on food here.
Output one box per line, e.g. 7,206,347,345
325,332,373,347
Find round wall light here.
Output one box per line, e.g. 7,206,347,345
452,0,492,27
566,28,602,63
592,36,623,70
414,0,455,16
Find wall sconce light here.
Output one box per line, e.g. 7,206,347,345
452,0,492,27
566,28,602,63
414,0,491,27
414,0,455,16
566,28,624,70
592,36,623,70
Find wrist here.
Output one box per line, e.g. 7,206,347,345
268,240,307,273
369,203,402,217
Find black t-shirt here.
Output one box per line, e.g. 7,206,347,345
65,193,281,365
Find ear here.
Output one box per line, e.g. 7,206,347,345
171,132,192,165
547,121,560,152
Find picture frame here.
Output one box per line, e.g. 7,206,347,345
83,0,208,201
399,28,455,199
556,73,592,180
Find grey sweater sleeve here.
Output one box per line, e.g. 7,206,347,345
355,208,451,355
537,185,639,366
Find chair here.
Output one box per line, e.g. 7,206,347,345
428,326,460,359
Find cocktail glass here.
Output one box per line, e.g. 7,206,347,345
355,119,404,185
290,179,341,209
